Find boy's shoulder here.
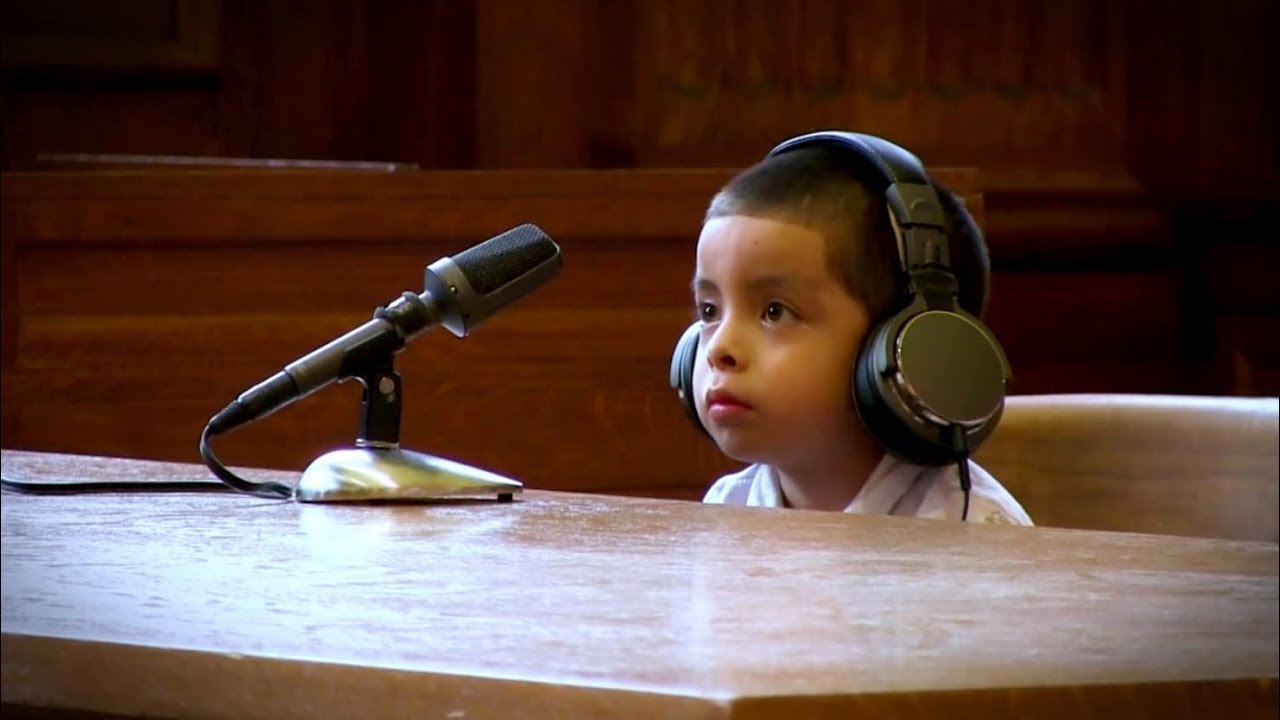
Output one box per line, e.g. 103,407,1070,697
700,457,1033,526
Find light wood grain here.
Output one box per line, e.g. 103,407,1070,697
977,394,1280,542
2,450,1277,719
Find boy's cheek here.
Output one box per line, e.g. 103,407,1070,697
690,362,707,404
690,360,712,417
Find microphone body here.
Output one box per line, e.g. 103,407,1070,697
208,224,561,435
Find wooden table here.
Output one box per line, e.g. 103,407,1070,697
2,450,1277,718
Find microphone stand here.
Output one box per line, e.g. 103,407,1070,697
295,353,523,503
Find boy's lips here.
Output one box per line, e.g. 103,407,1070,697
705,388,753,422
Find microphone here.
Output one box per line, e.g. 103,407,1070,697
206,224,562,437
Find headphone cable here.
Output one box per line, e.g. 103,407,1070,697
951,425,972,522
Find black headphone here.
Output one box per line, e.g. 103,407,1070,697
668,130,1011,466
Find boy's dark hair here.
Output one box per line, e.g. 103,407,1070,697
705,147,991,321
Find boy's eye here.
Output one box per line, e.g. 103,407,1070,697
697,302,719,321
763,301,790,322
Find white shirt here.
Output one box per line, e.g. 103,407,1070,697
702,454,1033,525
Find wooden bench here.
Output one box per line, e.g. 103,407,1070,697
977,393,1280,542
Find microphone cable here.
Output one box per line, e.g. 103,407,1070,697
0,474,231,494
199,421,294,499
0,423,291,499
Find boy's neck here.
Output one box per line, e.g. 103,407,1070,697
774,431,885,512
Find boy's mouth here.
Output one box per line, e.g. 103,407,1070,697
705,388,753,422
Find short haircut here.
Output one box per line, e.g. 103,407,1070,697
705,147,991,321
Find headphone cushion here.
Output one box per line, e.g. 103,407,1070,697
669,323,707,434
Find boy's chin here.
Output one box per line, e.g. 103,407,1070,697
711,434,779,467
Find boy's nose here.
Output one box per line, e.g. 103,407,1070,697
710,349,738,370
704,322,745,371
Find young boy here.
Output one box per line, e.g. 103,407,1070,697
682,133,1032,525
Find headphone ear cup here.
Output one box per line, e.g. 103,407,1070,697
853,314,963,466
669,323,708,435
855,306,1008,466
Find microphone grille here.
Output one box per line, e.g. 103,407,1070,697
452,224,558,295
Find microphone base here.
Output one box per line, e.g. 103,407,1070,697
295,447,523,503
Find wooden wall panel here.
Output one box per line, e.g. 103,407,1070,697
622,0,1127,169
214,1,371,161
1,0,477,170
988,270,1191,395
0,0,220,75
2,2,1273,309
2,0,1273,187
358,0,476,169
474,0,594,168
0,204,15,369
1124,0,1279,200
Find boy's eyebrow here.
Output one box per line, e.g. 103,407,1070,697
692,274,811,295
692,276,717,295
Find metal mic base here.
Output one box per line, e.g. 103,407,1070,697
295,447,523,503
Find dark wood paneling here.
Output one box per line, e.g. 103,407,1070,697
214,1,372,162
0,0,220,76
623,0,1128,170
1203,241,1280,396
3,3,1271,354
1,0,475,170
0,203,15,370
2,86,223,164
474,0,595,168
2,1,1273,186
359,0,476,168
1124,0,1279,200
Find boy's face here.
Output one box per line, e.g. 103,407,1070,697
691,215,872,468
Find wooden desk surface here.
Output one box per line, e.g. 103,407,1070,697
2,450,1277,719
